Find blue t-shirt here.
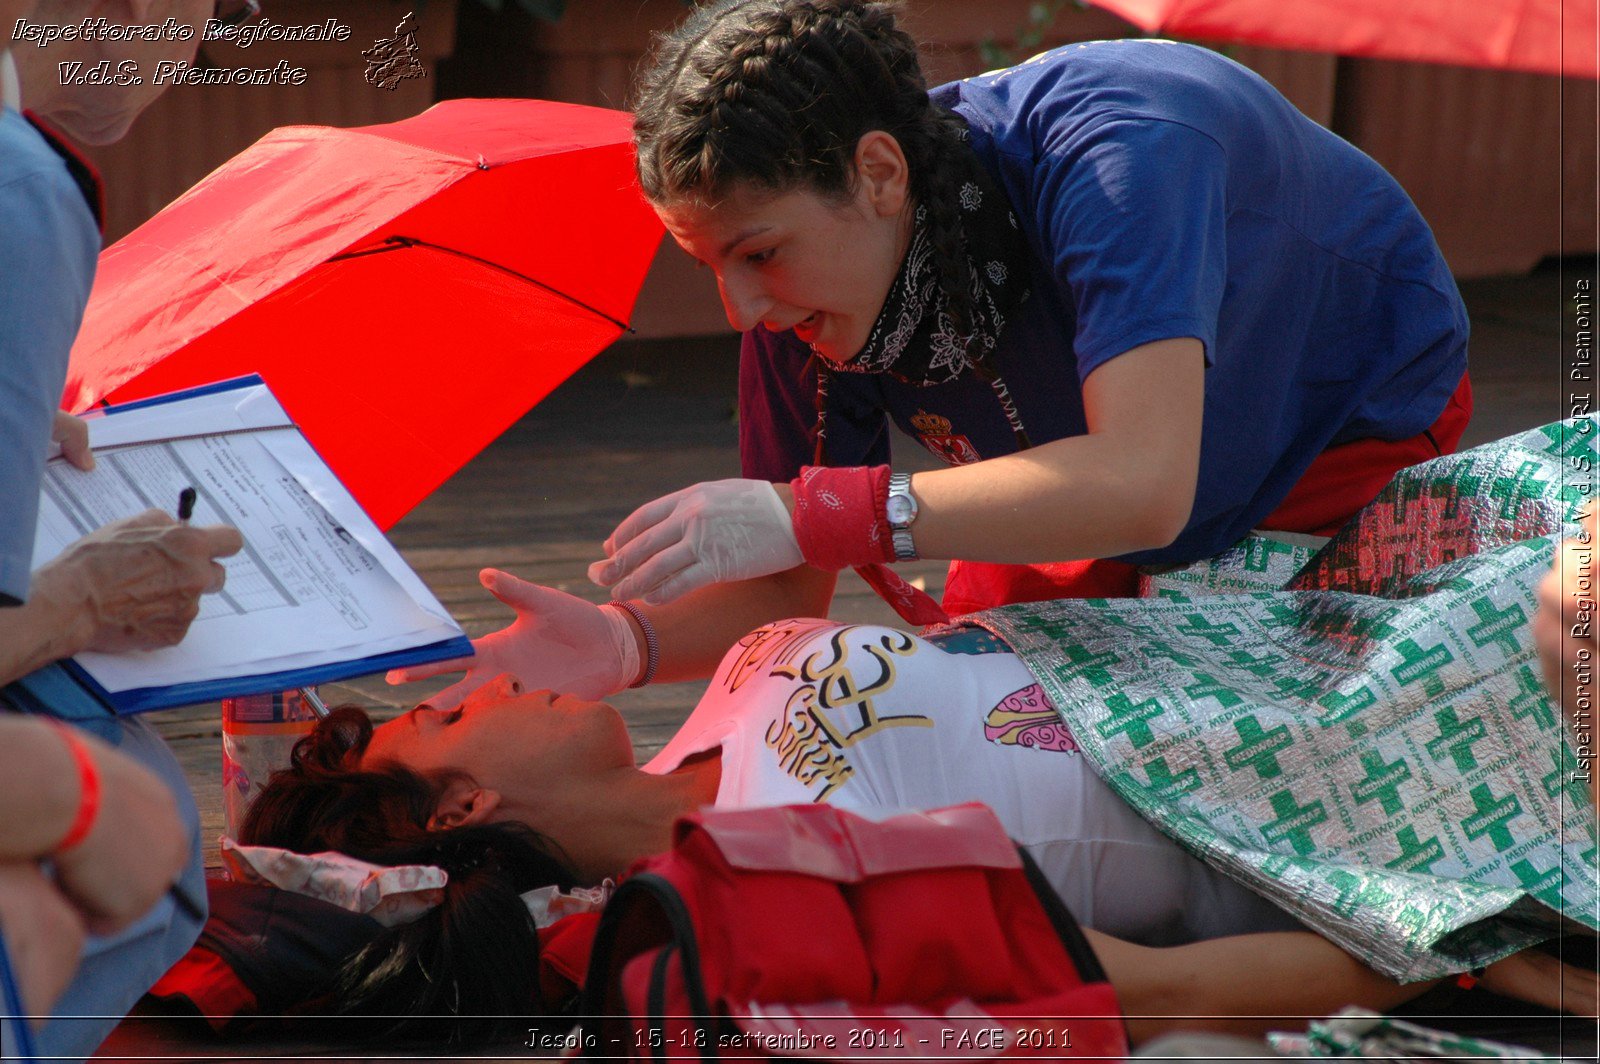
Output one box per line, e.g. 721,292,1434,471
0,108,100,603
741,40,1468,565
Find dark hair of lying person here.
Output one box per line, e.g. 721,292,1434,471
239,705,580,1044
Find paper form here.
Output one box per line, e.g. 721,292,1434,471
32,382,464,695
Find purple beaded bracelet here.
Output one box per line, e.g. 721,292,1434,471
611,599,659,688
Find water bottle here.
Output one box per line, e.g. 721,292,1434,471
221,688,323,841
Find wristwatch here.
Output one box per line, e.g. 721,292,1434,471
885,473,920,561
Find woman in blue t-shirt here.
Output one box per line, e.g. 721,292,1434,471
393,0,1471,704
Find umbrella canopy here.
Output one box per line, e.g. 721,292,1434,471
1091,0,1597,79
65,99,664,529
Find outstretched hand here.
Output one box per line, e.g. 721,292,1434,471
387,570,638,709
589,479,802,605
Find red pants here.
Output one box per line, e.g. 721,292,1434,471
941,374,1474,613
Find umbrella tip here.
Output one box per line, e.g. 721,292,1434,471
476,154,489,171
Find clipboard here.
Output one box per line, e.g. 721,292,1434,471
9,376,473,716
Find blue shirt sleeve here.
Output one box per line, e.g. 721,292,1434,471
1031,117,1228,381
739,328,890,481
0,115,100,604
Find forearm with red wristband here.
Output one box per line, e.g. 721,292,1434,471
788,464,896,571
42,718,100,854
788,464,950,627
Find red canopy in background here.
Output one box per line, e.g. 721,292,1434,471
65,99,664,529
1091,0,1598,78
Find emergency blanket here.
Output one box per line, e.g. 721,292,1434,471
1270,1008,1576,1062
968,419,1600,980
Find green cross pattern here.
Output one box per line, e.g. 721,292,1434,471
1261,788,1330,856
1391,482,1426,524
1509,665,1557,731
1227,647,1279,678
1461,783,1523,853
1096,613,1159,640
1510,857,1570,908
1182,671,1245,710
1556,482,1592,508
975,418,1600,980
1390,637,1454,696
1489,461,1554,518
1143,642,1203,669
1347,613,1400,643
1319,685,1377,724
1446,467,1485,503
1095,693,1167,749
1270,670,1325,700
1260,602,1303,630
1538,421,1594,458
1541,748,1590,806
1465,596,1527,656
1328,868,1393,919
1222,715,1294,780
1176,614,1242,647
1261,852,1317,881
1054,643,1120,688
1140,756,1202,799
1383,826,1445,875
1243,537,1299,573
1425,706,1489,772
1351,750,1412,815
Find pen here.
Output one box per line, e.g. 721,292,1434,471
176,486,196,523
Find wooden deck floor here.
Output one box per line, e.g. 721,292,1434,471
94,266,1581,1060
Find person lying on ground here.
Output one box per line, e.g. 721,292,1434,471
247,614,1595,1046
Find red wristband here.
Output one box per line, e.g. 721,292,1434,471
789,465,895,571
44,719,100,853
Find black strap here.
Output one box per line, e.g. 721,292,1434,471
647,943,676,1064
578,873,719,1061
1016,845,1112,985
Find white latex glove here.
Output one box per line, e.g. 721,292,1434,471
589,479,804,605
386,569,639,709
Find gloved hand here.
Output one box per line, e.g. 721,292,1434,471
386,569,639,709
588,479,803,605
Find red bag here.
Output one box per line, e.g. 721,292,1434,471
578,803,1128,1060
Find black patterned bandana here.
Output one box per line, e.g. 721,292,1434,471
811,128,1036,464
828,132,1033,387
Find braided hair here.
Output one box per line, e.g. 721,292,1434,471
634,0,980,346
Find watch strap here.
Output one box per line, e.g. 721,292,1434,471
886,473,919,561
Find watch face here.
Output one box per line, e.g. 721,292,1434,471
886,494,915,525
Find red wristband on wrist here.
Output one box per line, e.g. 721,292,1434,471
789,465,895,571
44,719,100,853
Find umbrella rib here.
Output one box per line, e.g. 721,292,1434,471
328,236,632,332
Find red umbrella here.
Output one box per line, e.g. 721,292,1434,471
1090,0,1598,78
64,99,664,529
